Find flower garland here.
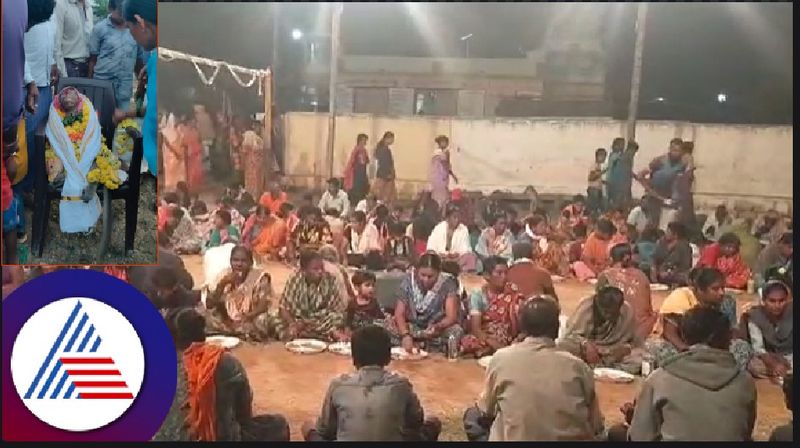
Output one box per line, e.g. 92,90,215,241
44,100,124,190
113,118,140,157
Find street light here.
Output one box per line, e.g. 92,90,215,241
460,33,473,58
717,93,727,103
291,28,303,41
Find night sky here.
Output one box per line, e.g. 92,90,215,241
158,2,792,123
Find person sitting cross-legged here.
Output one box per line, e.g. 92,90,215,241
463,297,605,441
154,308,290,441
460,256,525,358
740,280,793,380
302,325,441,441
623,307,757,441
559,283,645,375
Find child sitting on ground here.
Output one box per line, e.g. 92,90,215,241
567,223,588,264
190,200,213,246
344,271,386,334
206,209,241,249
385,221,414,270
215,195,245,232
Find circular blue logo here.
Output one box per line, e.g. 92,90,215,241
2,269,177,441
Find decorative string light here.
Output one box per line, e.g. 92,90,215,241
158,47,270,94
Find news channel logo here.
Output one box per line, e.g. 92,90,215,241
2,269,177,441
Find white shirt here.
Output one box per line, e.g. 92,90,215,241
702,214,732,242
318,190,350,217
347,223,381,255
24,20,56,87
426,221,472,256
626,206,649,233
54,0,94,76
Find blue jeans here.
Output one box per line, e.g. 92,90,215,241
15,85,52,194
94,74,133,109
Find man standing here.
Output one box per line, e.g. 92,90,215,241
18,0,58,194
120,0,157,176
468,297,605,441
88,0,145,109
373,131,396,205
604,137,625,209
636,138,686,230
53,0,94,78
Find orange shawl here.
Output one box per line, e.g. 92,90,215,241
183,342,226,441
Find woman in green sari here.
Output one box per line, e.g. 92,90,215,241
275,249,348,341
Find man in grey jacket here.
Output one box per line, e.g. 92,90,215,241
627,306,757,441
302,325,440,441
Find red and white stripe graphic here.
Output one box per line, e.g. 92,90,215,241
60,357,133,399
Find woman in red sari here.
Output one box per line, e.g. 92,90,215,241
179,117,205,192
697,232,752,290
343,133,370,205
461,256,524,357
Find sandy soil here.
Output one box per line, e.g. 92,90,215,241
24,176,158,264
181,256,790,441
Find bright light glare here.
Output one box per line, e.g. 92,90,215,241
717,93,727,103
460,33,473,41
291,29,303,40
655,97,665,102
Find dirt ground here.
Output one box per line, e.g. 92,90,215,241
181,256,790,441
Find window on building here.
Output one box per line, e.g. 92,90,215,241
414,89,458,116
353,87,389,114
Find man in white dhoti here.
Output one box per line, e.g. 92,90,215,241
45,87,102,233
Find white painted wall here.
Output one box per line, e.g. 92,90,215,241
282,113,793,213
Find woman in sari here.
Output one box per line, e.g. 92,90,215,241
161,112,186,191
242,205,288,262
274,250,347,342
741,280,792,380
461,256,523,357
429,135,458,210
241,125,265,196
289,207,334,260
475,214,514,266
390,252,464,354
559,284,644,375
645,267,753,371
166,205,203,255
521,214,570,277
154,307,289,441
203,246,274,341
697,232,751,290
599,244,657,339
343,133,370,205
178,116,205,192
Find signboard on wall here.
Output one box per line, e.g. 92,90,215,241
335,86,354,113
458,90,485,117
388,88,414,116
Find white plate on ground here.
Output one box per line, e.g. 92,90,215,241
391,347,428,361
551,275,565,283
205,335,241,349
593,367,635,383
650,283,669,292
478,356,492,368
285,339,328,354
327,341,352,356
588,278,598,285
725,288,745,295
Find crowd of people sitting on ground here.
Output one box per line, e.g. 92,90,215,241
4,134,794,441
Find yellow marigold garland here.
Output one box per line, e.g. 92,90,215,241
45,100,130,190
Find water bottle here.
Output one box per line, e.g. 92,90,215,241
447,334,459,362
641,352,656,377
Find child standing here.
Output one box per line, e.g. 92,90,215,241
587,148,608,216
345,271,386,334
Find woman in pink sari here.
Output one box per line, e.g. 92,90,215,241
161,113,186,191
429,135,458,210
179,117,205,192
